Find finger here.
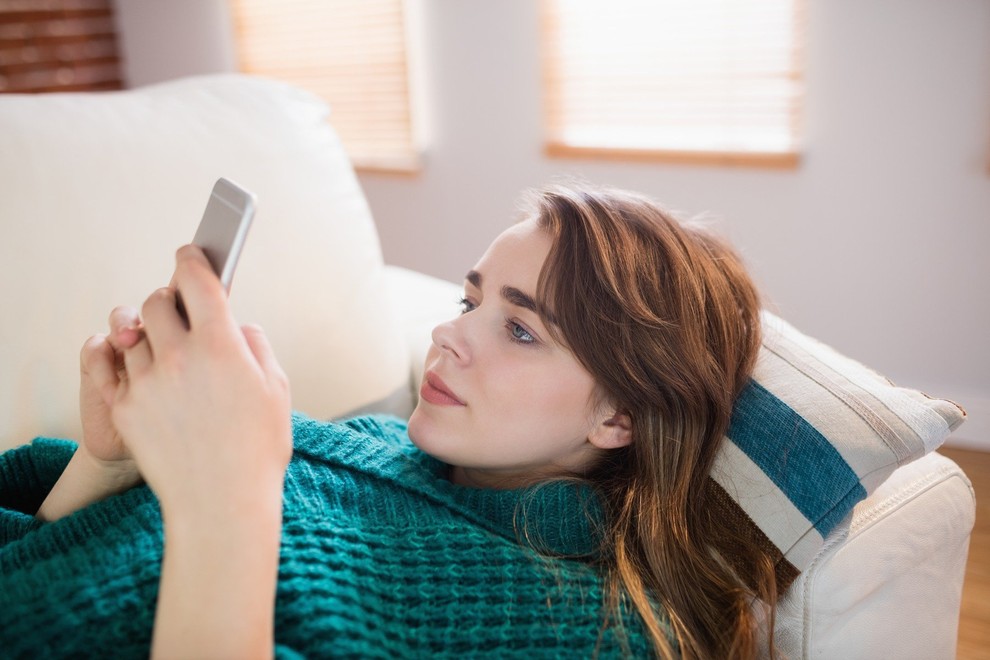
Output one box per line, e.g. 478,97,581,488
242,324,286,380
171,244,230,329
81,334,120,406
122,334,153,377
140,286,187,353
108,306,144,349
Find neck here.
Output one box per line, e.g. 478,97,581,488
448,464,577,490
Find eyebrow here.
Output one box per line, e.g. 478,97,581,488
465,269,549,320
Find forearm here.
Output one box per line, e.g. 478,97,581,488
36,447,141,521
151,491,284,659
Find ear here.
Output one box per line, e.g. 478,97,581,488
588,411,633,450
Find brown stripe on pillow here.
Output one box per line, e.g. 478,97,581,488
706,478,801,592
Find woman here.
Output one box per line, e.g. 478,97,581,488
1,184,770,658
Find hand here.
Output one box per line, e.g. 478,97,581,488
78,307,143,469
36,309,145,520
112,245,292,521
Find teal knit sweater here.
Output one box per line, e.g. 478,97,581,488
0,413,652,658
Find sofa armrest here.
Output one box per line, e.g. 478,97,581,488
384,265,462,409
770,451,976,659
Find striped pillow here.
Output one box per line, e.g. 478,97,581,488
710,312,966,590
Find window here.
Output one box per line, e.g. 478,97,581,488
541,0,804,168
0,0,124,94
230,0,418,172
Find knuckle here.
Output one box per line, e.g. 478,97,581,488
141,289,166,316
176,244,208,274
81,333,105,353
80,334,107,366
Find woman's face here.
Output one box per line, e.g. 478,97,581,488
407,219,626,488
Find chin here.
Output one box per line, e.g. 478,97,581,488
407,405,457,465
406,405,434,452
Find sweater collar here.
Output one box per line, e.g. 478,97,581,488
425,458,604,559
291,413,604,559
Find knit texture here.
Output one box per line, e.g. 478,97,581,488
0,413,652,658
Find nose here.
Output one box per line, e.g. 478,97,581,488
431,317,470,364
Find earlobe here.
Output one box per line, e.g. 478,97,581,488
589,411,633,449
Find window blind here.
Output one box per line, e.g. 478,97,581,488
230,0,418,172
0,0,124,94
542,0,804,168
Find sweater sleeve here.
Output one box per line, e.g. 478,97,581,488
0,438,76,543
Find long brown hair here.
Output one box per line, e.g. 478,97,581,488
526,184,773,658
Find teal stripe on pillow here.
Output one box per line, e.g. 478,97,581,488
728,381,867,538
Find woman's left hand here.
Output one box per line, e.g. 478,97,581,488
111,244,292,522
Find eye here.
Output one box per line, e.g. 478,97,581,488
458,297,477,314
505,319,536,345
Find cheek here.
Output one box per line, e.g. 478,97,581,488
484,357,596,424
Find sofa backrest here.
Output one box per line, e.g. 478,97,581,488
0,74,412,450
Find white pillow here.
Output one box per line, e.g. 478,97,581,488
0,74,411,450
711,311,966,591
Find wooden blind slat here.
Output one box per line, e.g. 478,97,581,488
0,0,122,93
0,0,115,12
230,0,418,171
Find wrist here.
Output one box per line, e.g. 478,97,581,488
159,473,285,535
75,444,142,490
153,488,282,659
36,446,142,521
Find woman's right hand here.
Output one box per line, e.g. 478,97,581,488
78,306,144,469
36,308,145,521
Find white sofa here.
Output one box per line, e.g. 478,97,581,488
0,75,975,659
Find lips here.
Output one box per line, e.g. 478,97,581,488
420,371,466,406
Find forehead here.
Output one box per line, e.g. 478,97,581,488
470,220,551,287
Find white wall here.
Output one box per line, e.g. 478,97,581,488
113,0,990,448
114,0,237,87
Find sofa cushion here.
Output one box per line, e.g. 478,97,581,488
711,312,966,589
0,74,411,450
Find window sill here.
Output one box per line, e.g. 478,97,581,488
544,142,801,170
353,154,423,176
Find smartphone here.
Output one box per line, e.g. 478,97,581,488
192,177,256,291
176,177,256,322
